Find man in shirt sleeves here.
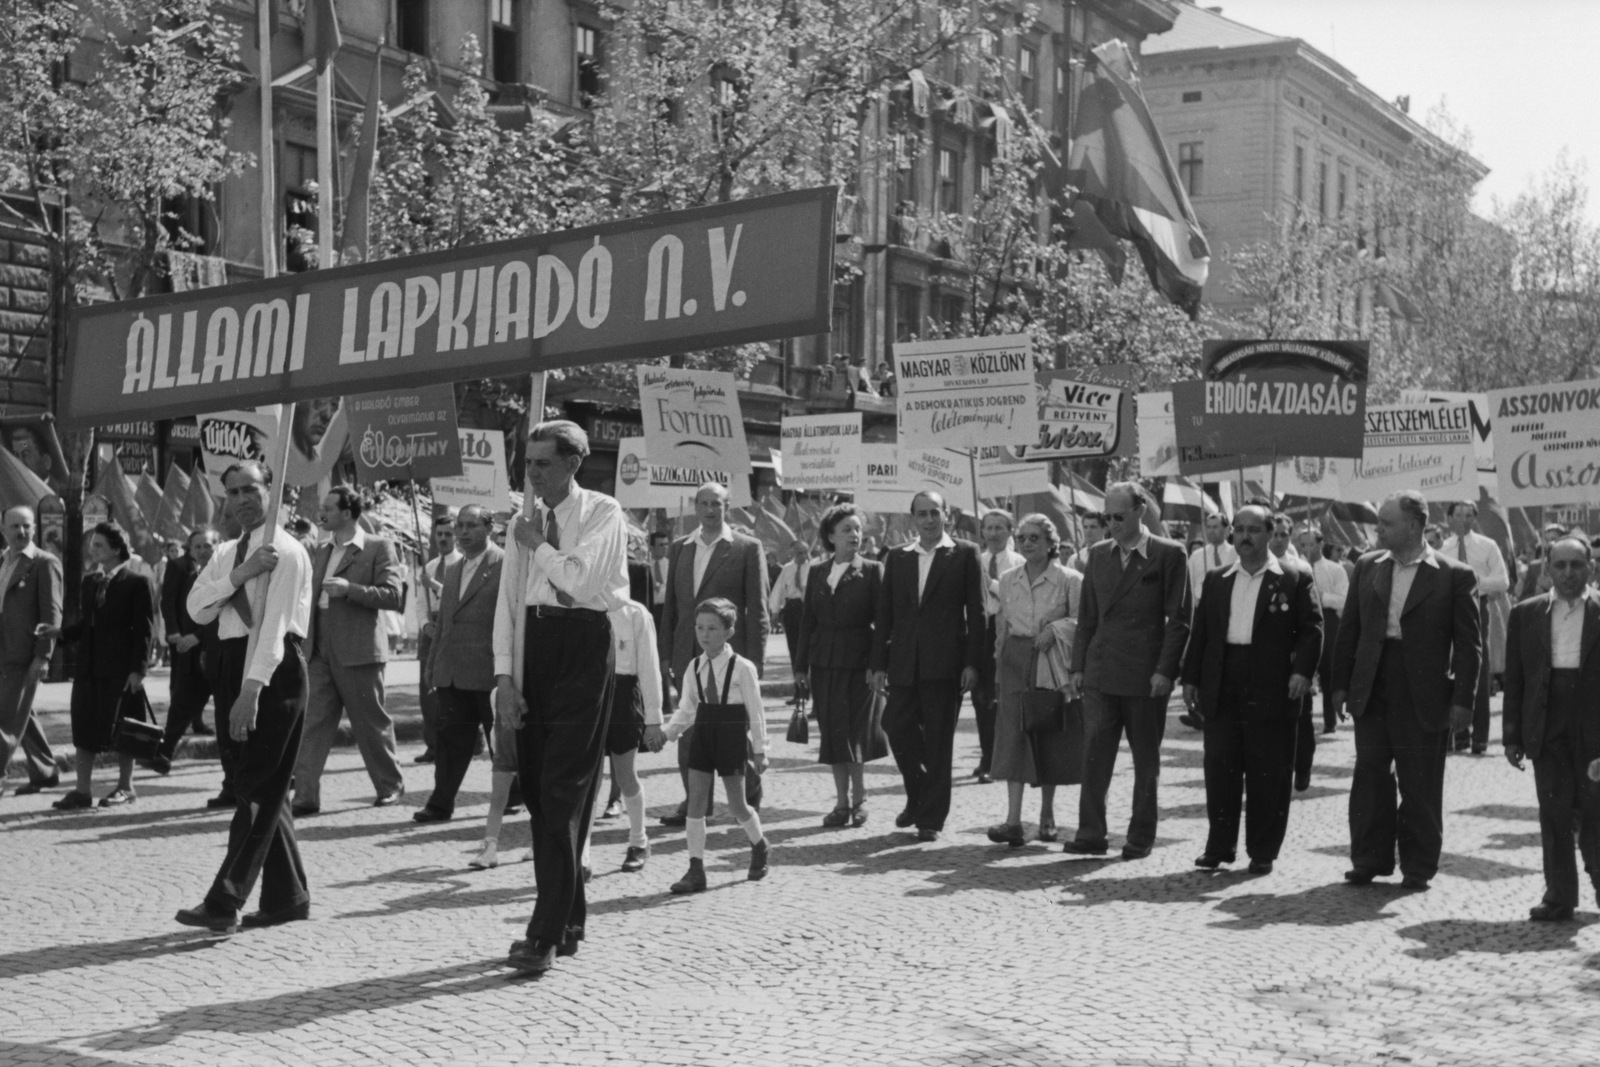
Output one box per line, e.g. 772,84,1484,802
1440,501,1510,754
974,509,1024,781
177,460,314,932
1332,490,1479,891
1296,525,1349,737
493,421,628,976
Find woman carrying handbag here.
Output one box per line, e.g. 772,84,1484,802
987,514,1084,846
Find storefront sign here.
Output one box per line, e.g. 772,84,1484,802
347,384,462,483
780,413,861,492
431,427,511,511
1489,379,1600,507
638,366,751,477
893,334,1039,449
63,188,837,427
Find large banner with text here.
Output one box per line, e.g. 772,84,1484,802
1272,402,1478,503
1489,379,1600,507
892,334,1039,449
347,384,462,484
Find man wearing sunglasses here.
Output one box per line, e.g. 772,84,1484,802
1066,482,1191,860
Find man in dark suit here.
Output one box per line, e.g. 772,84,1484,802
154,528,220,781
0,506,61,799
415,505,507,822
658,481,769,823
646,530,670,628
1067,482,1190,860
1181,505,1322,874
869,490,984,841
1503,533,1600,921
1331,489,1479,891
291,486,407,815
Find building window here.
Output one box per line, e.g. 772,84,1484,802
575,24,602,107
397,0,427,55
937,146,960,214
1055,62,1067,115
893,285,921,343
1337,168,1348,216
1294,144,1305,204
1181,90,1201,103
282,143,318,273
1177,141,1202,198
490,0,518,83
1019,46,1036,109
893,133,917,207
1317,160,1328,219
941,295,964,332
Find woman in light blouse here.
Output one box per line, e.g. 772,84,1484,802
987,514,1083,846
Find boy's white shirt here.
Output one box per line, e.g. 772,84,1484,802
663,645,767,754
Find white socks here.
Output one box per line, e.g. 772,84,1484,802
687,817,707,859
623,788,647,848
739,813,765,846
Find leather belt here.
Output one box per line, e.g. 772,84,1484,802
528,604,606,623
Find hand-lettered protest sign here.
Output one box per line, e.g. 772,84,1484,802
614,436,752,509
1017,373,1124,460
856,444,977,515
431,427,511,511
196,404,347,494
780,413,861,492
346,384,462,484
1273,403,1478,503
893,334,1039,449
1488,379,1600,507
638,366,751,480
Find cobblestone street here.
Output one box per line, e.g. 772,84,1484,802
3,643,1597,1066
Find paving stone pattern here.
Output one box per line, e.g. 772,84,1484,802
3,648,1598,1066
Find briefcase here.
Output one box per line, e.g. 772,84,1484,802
110,690,164,763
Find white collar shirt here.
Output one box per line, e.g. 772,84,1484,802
1308,557,1350,614
662,646,766,753
980,545,1026,616
826,557,856,592
771,558,812,611
1441,531,1510,597
1551,591,1587,670
0,542,36,593
651,556,670,605
186,525,313,686
1188,541,1238,604
912,533,956,598
457,549,487,598
1224,555,1282,645
1117,530,1150,568
692,525,736,594
608,600,663,725
321,527,366,610
425,549,463,613
1376,546,1440,639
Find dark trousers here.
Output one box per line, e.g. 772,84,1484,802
971,616,999,773
516,611,613,948
1203,650,1296,861
1456,596,1491,749
884,679,963,831
426,686,522,817
780,601,804,674
1295,695,1315,782
159,666,213,762
417,632,438,752
205,636,310,914
1319,609,1339,732
1532,671,1600,909
0,665,54,784
674,660,763,815
1349,640,1449,879
1076,689,1167,850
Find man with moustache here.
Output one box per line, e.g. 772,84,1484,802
0,506,61,800
1332,490,1479,891
1067,482,1190,860
1182,505,1322,874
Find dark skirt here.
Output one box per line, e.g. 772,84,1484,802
993,635,1082,787
812,667,888,765
70,676,131,754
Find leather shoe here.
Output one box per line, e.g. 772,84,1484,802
822,806,851,828
850,803,868,828
411,806,451,824
506,939,558,975
51,790,93,810
1194,853,1233,869
1530,902,1575,922
413,750,436,765
1294,770,1311,792
659,809,687,827
894,809,916,829
1248,860,1274,875
1062,840,1108,856
175,902,238,933
1344,868,1379,885
987,823,1025,848
1400,875,1431,891
671,859,708,894
976,773,993,784
621,845,649,873
1121,845,1152,861
241,901,311,928
206,792,237,809
290,803,320,818
14,776,60,795
748,839,770,881
373,786,406,807
1179,713,1202,730
98,787,136,807
1471,745,1487,756
141,756,172,776
916,828,939,842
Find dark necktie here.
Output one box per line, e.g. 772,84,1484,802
229,529,255,627
94,572,109,610
545,508,575,606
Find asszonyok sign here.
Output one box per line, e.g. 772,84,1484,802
61,188,837,428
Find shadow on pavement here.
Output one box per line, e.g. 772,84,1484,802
1396,915,1596,960
1481,830,1542,851
1457,803,1541,821
1207,882,1416,930
0,931,229,982
0,1038,149,1066
1436,851,1539,881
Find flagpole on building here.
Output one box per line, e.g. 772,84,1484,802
258,0,279,278
317,61,335,270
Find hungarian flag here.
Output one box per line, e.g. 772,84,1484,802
1061,471,1105,514
340,41,384,263
304,0,343,73
1161,476,1210,525
155,465,191,542
180,465,216,534
135,470,163,533
1068,40,1210,319
0,443,49,515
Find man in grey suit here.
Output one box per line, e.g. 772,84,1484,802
658,481,769,823
1067,482,1191,860
415,505,506,821
0,506,61,798
291,486,407,815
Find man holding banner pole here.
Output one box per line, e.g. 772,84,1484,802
1441,501,1508,755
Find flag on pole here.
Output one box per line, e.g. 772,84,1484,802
180,463,216,533
1068,40,1210,319
341,41,385,263
1062,471,1105,514
93,456,158,561
1161,476,1207,525
0,444,49,515
304,0,343,72
155,465,191,541
135,471,163,533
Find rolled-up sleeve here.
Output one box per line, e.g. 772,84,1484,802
187,543,238,625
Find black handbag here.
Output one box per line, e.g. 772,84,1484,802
1019,649,1066,734
786,705,809,744
110,689,164,762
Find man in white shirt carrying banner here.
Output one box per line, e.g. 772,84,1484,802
1441,500,1509,755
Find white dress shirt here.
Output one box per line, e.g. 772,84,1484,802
691,525,736,594
663,647,766,753
1223,555,1283,645
492,485,629,679
826,558,853,592
1374,546,1440,638
456,548,486,599
424,549,463,615
1309,557,1350,615
1551,592,1586,669
0,542,38,602
911,533,956,598
320,526,366,610
1441,531,1509,598
610,599,664,725
651,556,670,606
1117,530,1151,569
769,557,812,614
187,525,313,686
1188,541,1238,605
980,545,1026,616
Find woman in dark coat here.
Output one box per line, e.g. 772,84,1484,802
795,503,886,829
46,521,155,810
